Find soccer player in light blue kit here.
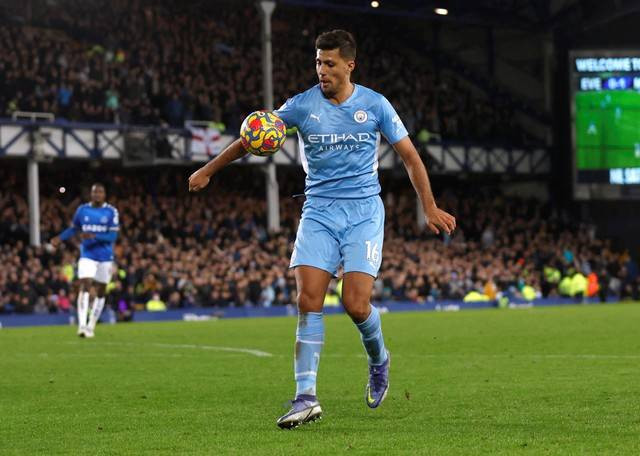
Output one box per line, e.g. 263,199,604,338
188,30,456,428
51,183,119,338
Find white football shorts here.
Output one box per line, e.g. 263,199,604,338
77,258,113,284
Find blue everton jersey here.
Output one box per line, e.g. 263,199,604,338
275,84,408,198
72,203,119,261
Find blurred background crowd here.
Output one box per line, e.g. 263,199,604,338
0,0,532,145
1,0,637,317
1,165,637,316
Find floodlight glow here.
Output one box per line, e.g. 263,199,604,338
371,1,379,8
434,7,448,15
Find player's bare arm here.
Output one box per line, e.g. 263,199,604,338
188,139,249,192
392,136,456,235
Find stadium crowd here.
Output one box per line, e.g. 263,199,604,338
0,166,637,316
0,0,528,145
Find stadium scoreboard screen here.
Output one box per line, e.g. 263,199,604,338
570,51,640,199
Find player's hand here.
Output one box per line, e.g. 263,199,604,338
424,204,456,235
188,167,211,192
45,237,59,253
80,232,95,240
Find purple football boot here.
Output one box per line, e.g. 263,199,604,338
365,350,390,408
276,395,323,429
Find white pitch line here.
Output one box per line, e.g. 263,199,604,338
16,352,203,359
59,343,639,360
64,341,273,357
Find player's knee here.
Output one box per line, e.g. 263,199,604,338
297,290,323,312
95,285,106,297
345,306,370,323
342,294,370,322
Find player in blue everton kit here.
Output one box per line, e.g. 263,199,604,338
51,183,119,338
188,30,456,428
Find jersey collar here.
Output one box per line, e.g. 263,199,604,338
320,83,359,107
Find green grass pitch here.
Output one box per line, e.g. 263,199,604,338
2,303,640,455
575,90,640,169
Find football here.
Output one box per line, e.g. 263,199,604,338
239,111,287,157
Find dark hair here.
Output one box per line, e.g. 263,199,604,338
315,30,357,60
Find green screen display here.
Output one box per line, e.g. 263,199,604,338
575,90,640,170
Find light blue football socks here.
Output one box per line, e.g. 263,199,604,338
356,305,388,366
295,312,324,397
294,307,387,397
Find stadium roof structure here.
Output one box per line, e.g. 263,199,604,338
0,120,550,175
277,0,640,34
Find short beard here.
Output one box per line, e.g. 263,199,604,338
320,85,336,98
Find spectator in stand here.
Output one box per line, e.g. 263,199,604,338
0,1,533,145
0,165,635,314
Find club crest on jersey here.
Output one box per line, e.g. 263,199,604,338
354,110,368,123
101,216,108,223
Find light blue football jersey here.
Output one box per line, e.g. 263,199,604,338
275,84,408,198
71,203,119,261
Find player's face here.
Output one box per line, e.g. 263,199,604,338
316,49,355,97
90,185,106,205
